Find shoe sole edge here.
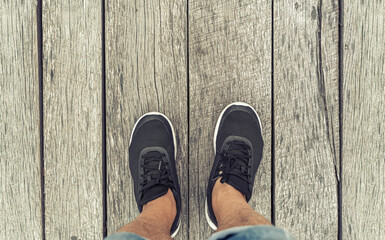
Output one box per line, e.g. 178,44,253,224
170,218,181,238
205,199,218,231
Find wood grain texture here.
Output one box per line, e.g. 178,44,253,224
189,0,272,238
0,1,42,239
273,0,339,238
342,1,385,239
43,0,103,239
105,1,188,239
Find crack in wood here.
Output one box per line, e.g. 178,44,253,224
316,0,339,182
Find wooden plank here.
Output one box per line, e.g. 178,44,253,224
189,0,272,238
0,1,42,239
105,1,188,239
43,0,103,239
273,0,339,238
342,1,385,239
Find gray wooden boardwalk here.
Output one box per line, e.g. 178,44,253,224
1,0,384,239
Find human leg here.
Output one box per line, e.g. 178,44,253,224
116,189,176,240
212,179,270,232
106,113,181,240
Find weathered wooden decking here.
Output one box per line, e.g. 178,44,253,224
1,1,384,239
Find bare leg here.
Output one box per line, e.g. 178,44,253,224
212,178,271,232
117,189,176,240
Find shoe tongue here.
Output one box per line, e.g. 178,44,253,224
222,143,251,200
140,184,169,206
224,175,251,201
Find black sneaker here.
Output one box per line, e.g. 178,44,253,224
205,102,264,230
129,112,181,238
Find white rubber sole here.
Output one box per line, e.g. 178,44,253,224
205,199,218,231
170,218,181,238
129,112,181,237
205,102,263,230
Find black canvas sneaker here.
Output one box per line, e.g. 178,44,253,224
205,102,264,230
129,112,181,238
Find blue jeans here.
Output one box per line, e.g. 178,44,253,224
104,225,294,240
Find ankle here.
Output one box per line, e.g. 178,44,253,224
212,178,247,219
212,178,246,205
143,189,177,228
